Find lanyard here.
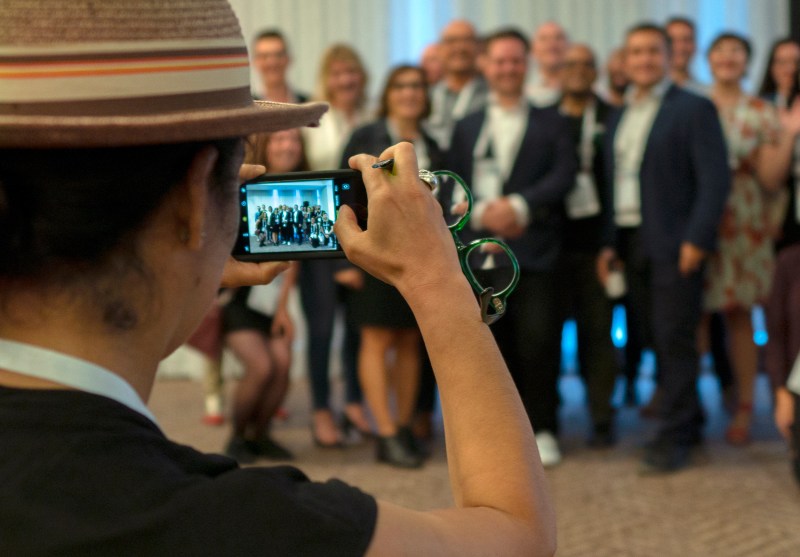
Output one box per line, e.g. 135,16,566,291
578,101,597,172
0,338,159,427
431,79,478,125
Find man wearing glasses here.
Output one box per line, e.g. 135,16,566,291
447,28,576,467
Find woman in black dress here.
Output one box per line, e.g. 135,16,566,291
221,129,306,462
340,65,444,467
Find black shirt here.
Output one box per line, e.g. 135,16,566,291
561,97,612,254
0,386,377,556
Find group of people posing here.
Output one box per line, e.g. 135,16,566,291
192,17,800,477
253,204,335,248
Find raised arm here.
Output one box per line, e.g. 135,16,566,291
335,142,556,557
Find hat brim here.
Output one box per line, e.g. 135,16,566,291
0,100,329,148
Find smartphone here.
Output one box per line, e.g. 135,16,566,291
232,169,368,261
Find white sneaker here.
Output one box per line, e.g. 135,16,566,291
535,430,562,468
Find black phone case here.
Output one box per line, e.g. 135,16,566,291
232,169,368,262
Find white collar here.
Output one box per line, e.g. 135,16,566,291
625,78,672,105
0,338,159,427
488,93,529,113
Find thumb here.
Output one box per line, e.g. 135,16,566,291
333,204,363,250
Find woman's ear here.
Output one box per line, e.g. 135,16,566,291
177,146,219,251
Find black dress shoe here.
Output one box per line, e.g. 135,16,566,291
398,426,429,459
376,435,423,469
640,439,692,474
224,436,258,465
587,423,616,449
252,436,294,460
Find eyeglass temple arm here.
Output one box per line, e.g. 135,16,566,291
479,287,506,325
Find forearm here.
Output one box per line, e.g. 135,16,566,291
758,133,797,192
402,278,554,530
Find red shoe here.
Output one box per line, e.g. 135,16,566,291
725,402,753,446
202,413,225,426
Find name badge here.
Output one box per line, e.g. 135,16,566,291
565,171,601,219
614,172,640,213
472,158,503,201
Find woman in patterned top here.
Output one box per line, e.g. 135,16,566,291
704,33,800,445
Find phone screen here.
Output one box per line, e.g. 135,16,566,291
232,169,367,261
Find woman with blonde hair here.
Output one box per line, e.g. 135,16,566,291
303,43,371,170
299,43,374,447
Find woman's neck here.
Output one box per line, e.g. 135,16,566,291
388,116,420,141
331,100,358,121
711,80,743,107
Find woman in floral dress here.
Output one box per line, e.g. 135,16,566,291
704,33,800,445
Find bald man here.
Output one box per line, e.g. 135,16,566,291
425,19,488,149
526,21,569,107
556,44,618,447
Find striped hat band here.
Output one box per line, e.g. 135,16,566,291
0,1,327,147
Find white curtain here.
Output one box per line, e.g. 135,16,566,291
229,0,788,100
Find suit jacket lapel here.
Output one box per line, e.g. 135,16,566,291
642,85,679,167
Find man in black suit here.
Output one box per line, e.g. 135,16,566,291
556,43,618,448
292,204,304,244
446,28,577,467
599,23,730,473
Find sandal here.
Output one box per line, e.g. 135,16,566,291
725,402,753,446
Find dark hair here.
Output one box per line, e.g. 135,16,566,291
626,22,672,52
253,29,289,55
484,28,530,53
665,16,695,34
377,65,431,120
707,32,752,62
0,139,242,328
245,130,309,172
758,38,800,100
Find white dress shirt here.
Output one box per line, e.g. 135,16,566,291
302,106,370,170
469,94,531,231
613,79,670,227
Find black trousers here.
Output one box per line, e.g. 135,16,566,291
618,228,655,384
298,261,362,410
556,250,617,427
619,228,705,444
478,269,562,434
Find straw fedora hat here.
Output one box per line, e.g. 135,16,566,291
0,0,328,148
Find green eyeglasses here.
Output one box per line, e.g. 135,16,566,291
431,170,521,325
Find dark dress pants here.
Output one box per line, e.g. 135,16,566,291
298,261,362,410
478,269,562,434
556,251,617,427
618,228,655,385
650,260,705,444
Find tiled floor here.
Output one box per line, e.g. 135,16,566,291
149,371,800,557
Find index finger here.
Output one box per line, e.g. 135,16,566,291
348,142,420,192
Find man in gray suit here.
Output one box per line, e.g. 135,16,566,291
425,19,488,150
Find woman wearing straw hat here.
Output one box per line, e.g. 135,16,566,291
0,1,554,555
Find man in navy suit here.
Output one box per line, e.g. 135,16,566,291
599,23,730,473
446,28,577,467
